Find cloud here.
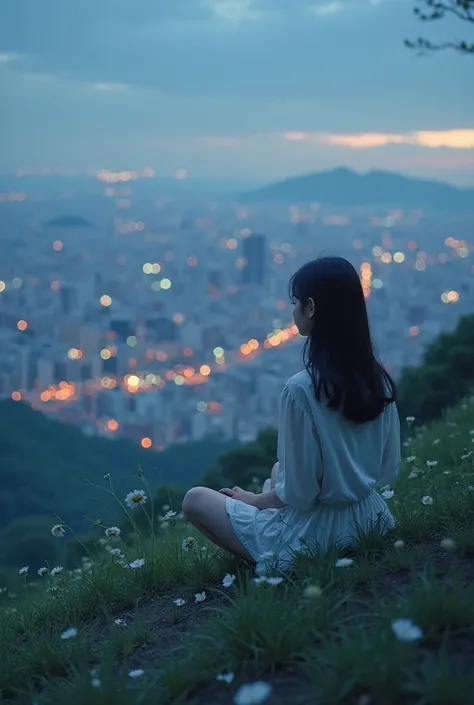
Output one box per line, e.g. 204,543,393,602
321,129,474,149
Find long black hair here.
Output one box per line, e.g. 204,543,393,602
289,257,396,423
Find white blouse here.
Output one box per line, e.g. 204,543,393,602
225,369,401,574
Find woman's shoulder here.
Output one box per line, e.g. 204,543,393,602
285,369,313,394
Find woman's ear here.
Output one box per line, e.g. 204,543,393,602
308,297,316,319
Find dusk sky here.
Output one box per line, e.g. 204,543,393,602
1,0,473,185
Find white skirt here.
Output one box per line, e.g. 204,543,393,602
225,484,395,575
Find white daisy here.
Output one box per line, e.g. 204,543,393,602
253,576,267,585
233,680,272,705
173,598,186,606
124,490,147,509
127,558,145,569
164,510,177,519
440,538,456,551
114,618,128,627
37,567,49,577
391,618,423,642
222,573,236,588
182,536,198,552
405,416,415,425
433,438,440,445
50,566,64,577
105,526,121,539
128,669,145,679
216,672,235,684
421,496,434,506
408,472,418,479
194,591,206,603
60,627,78,640
426,460,438,467
265,576,284,586
51,524,66,538
304,584,323,598
406,456,416,463
335,558,354,568
18,566,29,576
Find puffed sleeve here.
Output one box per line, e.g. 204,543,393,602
275,384,322,510
375,402,401,488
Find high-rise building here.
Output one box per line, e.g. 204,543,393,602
241,234,266,286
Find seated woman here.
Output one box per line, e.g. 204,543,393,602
182,257,400,574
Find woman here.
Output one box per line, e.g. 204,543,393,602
182,257,400,574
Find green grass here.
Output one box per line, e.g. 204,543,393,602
1,399,474,705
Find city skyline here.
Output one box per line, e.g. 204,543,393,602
1,0,473,185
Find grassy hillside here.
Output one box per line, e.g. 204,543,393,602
1,396,473,705
0,399,238,556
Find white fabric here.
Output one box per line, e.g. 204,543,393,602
225,370,400,574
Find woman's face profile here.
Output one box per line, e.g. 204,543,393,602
292,298,314,337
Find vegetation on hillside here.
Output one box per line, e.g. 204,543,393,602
397,313,474,426
0,399,238,567
1,396,474,704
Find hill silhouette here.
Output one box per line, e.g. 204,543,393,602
242,167,474,210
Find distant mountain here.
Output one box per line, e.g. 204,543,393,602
241,168,474,210
44,215,93,228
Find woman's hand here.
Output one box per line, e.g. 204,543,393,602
219,486,256,507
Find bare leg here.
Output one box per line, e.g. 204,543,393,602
182,487,255,563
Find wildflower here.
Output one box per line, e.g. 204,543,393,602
128,669,145,679
217,672,235,684
127,558,145,569
234,680,272,705
173,598,186,606
82,561,93,570
408,472,418,480
164,510,177,519
421,496,434,506
105,526,121,539
391,618,423,642
37,567,49,577
335,558,354,568
304,584,323,598
51,524,65,538
461,451,473,461
50,566,64,576
265,576,284,586
433,438,440,445
443,470,452,475
406,456,416,463
222,573,236,588
125,490,147,509
195,591,206,603
114,618,128,627
108,547,125,558
406,416,415,426
440,538,456,552
60,627,78,640
104,473,111,481
253,576,267,585
182,536,198,552
18,566,29,576
381,490,395,499
426,460,438,468
91,676,101,688
394,540,405,550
